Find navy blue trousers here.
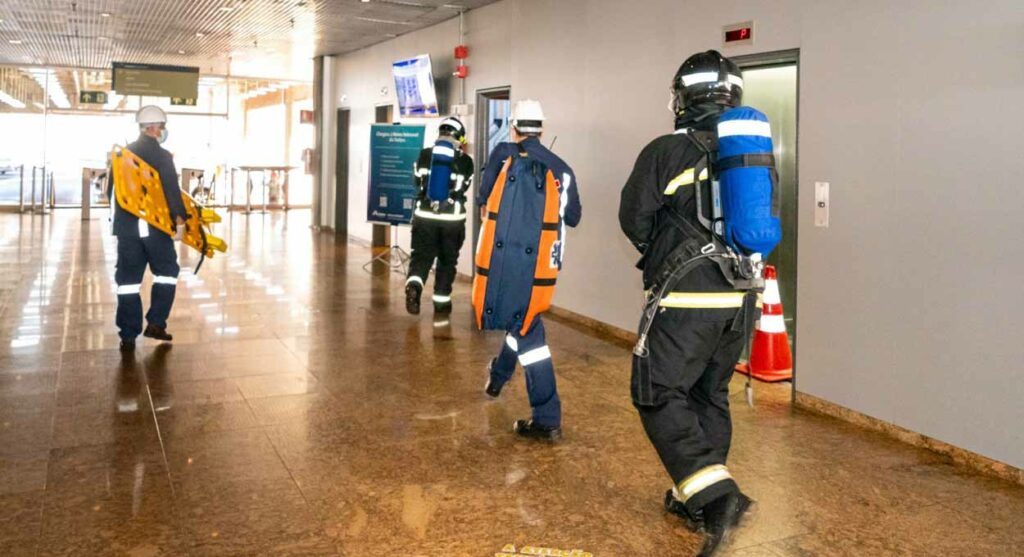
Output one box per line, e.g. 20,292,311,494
115,230,179,339
488,318,561,427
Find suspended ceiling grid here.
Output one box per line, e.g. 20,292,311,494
0,0,497,79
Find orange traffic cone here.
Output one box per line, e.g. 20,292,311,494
746,265,792,382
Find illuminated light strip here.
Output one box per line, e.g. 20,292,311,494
518,346,552,367
0,90,26,109
718,119,772,138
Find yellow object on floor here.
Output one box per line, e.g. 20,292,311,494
109,146,228,258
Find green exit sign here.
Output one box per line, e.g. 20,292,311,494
79,91,108,104
170,97,197,106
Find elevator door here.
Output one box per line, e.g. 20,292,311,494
472,88,511,259
738,61,798,356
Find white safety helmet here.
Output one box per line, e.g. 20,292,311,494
136,105,167,126
511,99,545,135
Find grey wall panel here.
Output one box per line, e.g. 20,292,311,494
332,0,1024,468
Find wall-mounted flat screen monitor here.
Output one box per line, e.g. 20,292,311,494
392,54,439,117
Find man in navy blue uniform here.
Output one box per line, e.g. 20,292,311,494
110,105,187,352
474,99,582,441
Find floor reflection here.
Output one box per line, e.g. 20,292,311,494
0,210,1020,556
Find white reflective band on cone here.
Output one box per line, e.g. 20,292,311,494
505,335,519,351
117,284,142,295
678,464,733,502
718,119,772,138
406,276,424,286
518,346,552,366
759,314,787,333
137,219,149,238
762,280,781,305
432,294,451,303
153,275,177,285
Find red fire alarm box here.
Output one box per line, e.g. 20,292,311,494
454,45,469,59
454,66,469,79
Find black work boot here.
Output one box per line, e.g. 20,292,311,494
697,491,754,557
119,337,136,353
143,324,173,342
405,282,422,315
484,360,503,398
433,300,453,315
665,489,705,532
512,419,562,442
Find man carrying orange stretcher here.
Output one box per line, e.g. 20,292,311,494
107,105,226,353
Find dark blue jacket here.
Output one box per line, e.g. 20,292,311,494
474,137,582,333
110,134,187,238
478,137,581,227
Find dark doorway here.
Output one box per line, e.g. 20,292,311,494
334,108,350,236
472,87,511,259
372,104,395,248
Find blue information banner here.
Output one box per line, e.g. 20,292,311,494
367,123,425,225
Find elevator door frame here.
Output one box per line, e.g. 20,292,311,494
471,86,511,264
731,49,800,399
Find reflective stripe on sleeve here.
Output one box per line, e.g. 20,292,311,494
117,284,142,295
664,167,708,195
659,292,746,309
137,219,149,238
505,335,519,352
153,275,177,285
518,346,552,367
677,464,733,503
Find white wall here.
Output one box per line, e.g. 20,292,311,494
332,0,1024,468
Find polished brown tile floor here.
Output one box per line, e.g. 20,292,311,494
1,210,1022,556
